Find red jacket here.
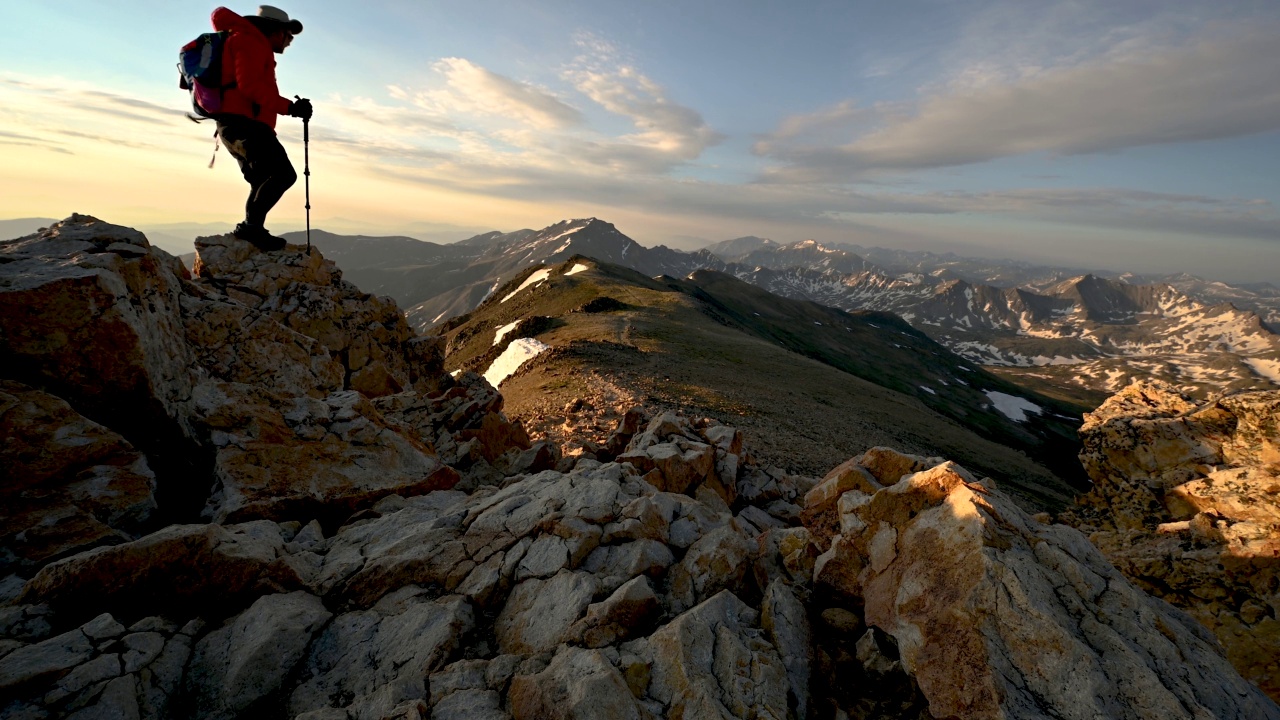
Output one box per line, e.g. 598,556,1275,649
211,6,292,130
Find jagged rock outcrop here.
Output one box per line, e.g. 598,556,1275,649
805,447,1279,719
191,235,445,398
0,214,201,478
641,590,789,719
0,380,156,572
0,216,499,540
1065,379,1280,701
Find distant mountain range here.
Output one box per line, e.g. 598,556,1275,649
710,240,1280,402
278,219,1278,402
0,218,58,240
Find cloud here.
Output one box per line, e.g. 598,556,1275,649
942,187,1280,240
758,26,1280,181
0,138,73,154
559,33,724,172
51,129,158,150
373,151,1280,246
334,40,722,176
0,76,198,162
407,58,582,130
0,130,49,142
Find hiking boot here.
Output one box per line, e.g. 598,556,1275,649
233,222,287,252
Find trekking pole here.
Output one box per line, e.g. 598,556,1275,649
297,95,311,256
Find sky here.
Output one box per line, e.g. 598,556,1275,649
1,0,1279,282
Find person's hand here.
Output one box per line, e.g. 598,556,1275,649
289,98,313,120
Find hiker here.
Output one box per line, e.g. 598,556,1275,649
209,5,312,251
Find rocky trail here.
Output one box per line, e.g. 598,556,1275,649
0,216,1277,719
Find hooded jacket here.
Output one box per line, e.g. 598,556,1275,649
211,6,293,130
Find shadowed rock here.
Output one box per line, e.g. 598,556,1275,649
0,380,156,572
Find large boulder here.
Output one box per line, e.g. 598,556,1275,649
814,458,1280,719
182,290,345,398
1075,380,1234,530
666,523,754,614
185,591,332,720
508,646,646,720
0,215,200,474
1067,380,1280,700
20,522,303,621
761,580,810,720
495,570,599,654
193,382,458,523
0,380,156,572
642,590,790,719
288,588,473,720
191,236,444,397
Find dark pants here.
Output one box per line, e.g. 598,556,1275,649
215,115,297,228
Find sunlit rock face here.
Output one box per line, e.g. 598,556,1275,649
192,234,447,399
1065,379,1280,701
804,447,1279,719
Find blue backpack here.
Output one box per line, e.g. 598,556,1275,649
178,31,235,118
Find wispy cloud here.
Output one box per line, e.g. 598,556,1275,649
561,33,724,172
757,25,1280,181
0,76,195,156
400,58,582,130
315,37,723,177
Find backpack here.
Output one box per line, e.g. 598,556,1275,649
178,31,235,119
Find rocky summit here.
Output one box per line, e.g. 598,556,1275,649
1,215,1277,719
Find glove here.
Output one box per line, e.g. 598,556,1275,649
289,98,313,120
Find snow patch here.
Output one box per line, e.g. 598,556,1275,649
1245,358,1280,385
501,268,551,303
484,338,550,387
984,391,1043,423
919,386,937,395
565,263,590,276
493,321,519,346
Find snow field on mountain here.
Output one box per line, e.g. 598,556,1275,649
501,268,551,303
493,321,519,346
565,263,590,276
484,338,551,387
984,391,1043,422
1245,358,1280,384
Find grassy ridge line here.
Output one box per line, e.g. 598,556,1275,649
443,258,1082,511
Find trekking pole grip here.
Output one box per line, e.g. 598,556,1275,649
295,95,309,142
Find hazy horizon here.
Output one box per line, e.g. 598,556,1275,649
6,213,1271,290
2,1,1278,282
